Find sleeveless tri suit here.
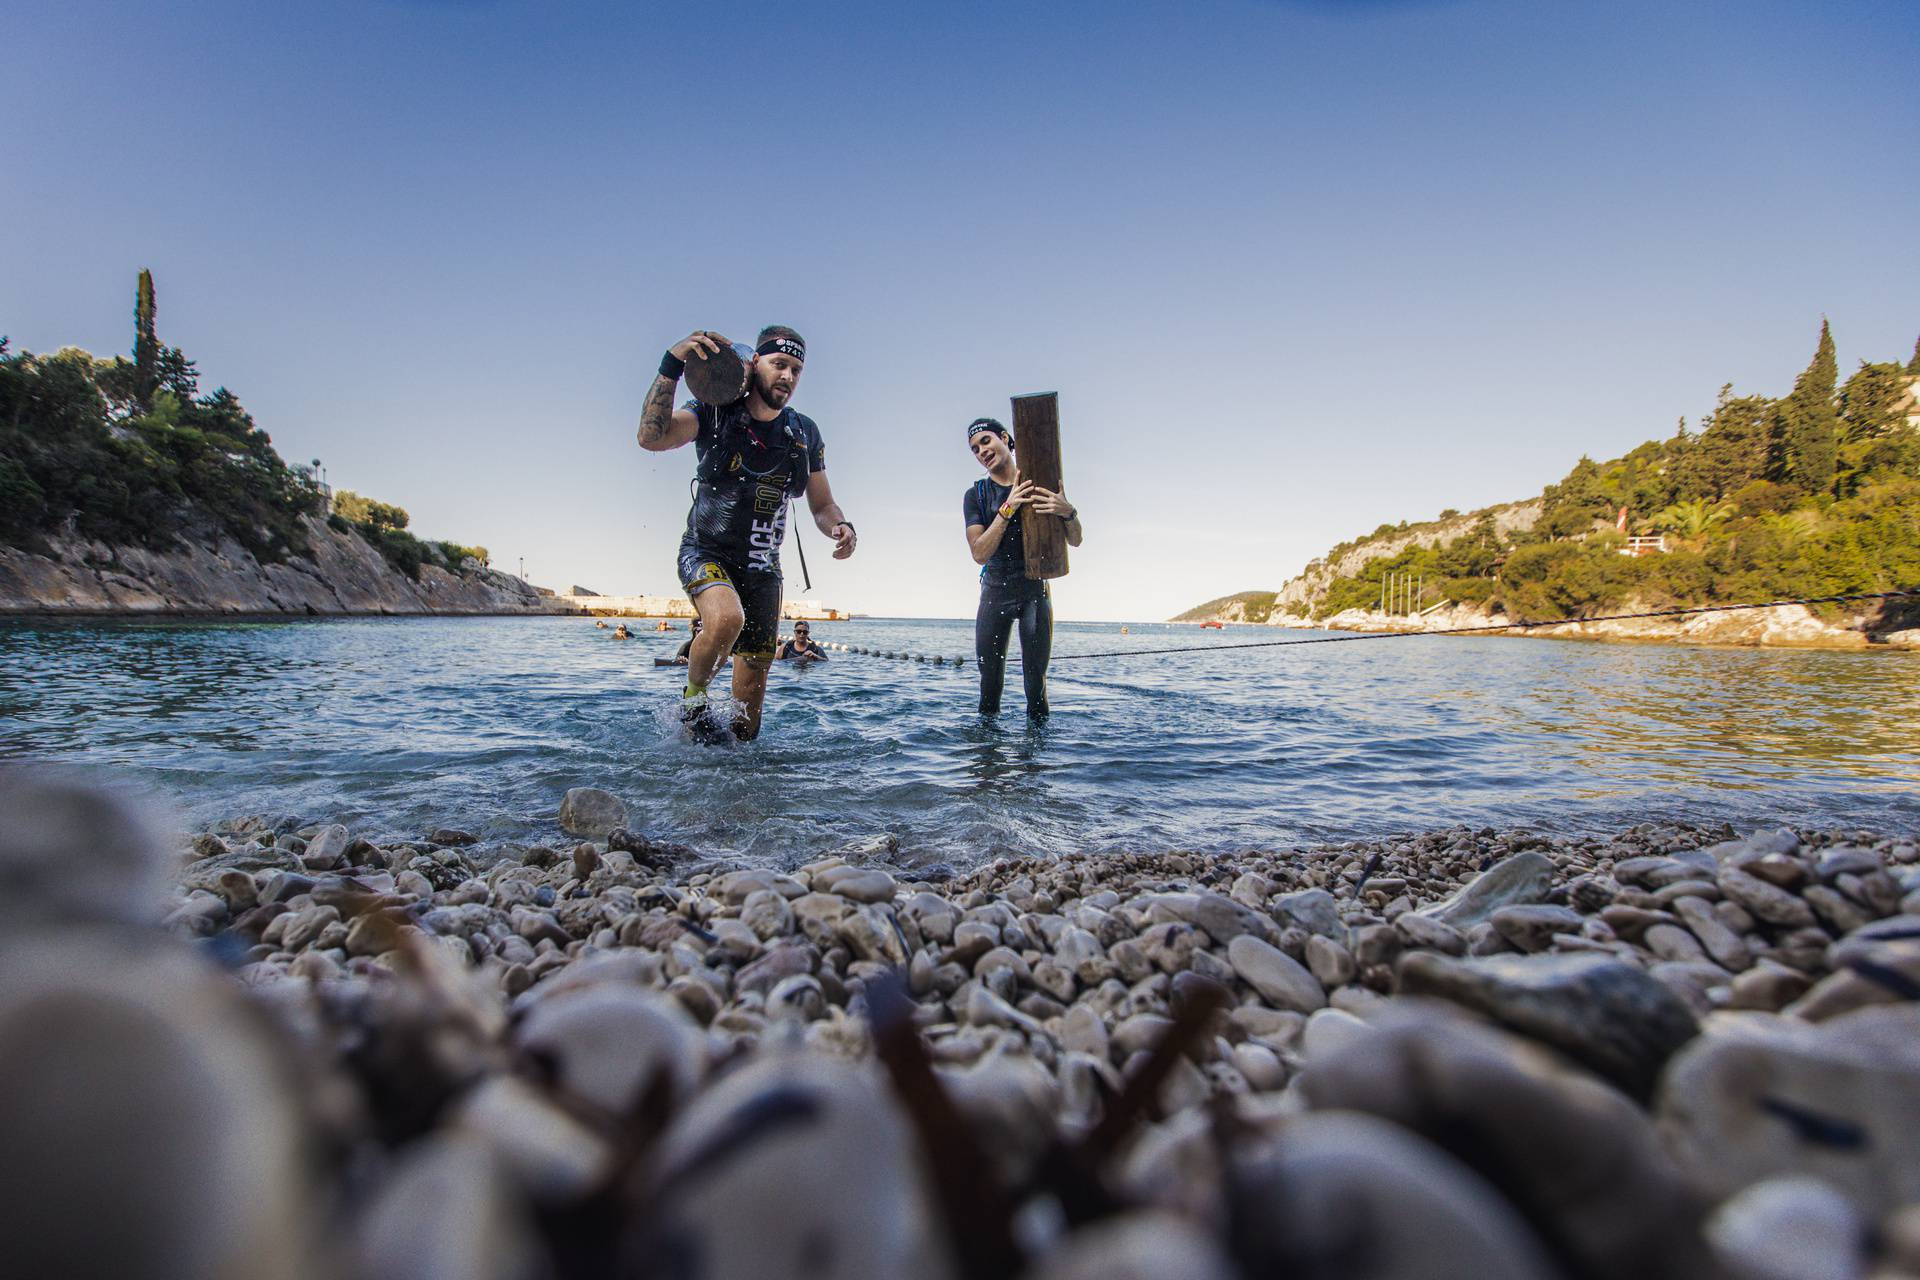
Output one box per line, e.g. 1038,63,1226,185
677,399,826,659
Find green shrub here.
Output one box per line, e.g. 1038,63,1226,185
359,524,424,579
2,331,489,578
0,454,46,541
437,542,489,571
333,490,409,530
1449,576,1498,605
0,344,323,561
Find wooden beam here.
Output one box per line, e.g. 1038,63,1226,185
1011,392,1069,580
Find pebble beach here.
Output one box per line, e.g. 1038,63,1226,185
5,769,1920,1279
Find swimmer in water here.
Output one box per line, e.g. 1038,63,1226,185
672,618,702,664
962,417,1080,718
612,623,632,640
776,621,828,662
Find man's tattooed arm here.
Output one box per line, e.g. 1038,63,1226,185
639,331,720,451
637,374,679,449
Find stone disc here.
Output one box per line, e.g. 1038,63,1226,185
685,344,749,406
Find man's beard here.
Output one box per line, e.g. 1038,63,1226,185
754,370,791,406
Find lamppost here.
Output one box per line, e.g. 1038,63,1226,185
309,458,332,512
518,556,525,581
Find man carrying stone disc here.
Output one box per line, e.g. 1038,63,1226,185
637,326,855,741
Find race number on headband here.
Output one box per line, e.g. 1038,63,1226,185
756,337,806,362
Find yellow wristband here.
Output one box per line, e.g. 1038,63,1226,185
999,503,1016,520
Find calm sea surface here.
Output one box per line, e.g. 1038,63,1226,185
3,615,1917,867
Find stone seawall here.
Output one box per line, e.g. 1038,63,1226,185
0,514,570,616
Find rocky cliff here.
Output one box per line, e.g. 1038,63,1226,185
0,514,567,616
1272,499,1543,615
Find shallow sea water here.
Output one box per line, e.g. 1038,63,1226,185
3,615,1917,867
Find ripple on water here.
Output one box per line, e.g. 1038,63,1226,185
2,615,1918,865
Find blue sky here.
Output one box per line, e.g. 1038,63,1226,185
5,0,1916,619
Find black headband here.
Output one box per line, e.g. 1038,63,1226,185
967,417,1011,446
756,336,806,362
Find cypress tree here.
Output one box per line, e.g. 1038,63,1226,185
133,268,159,406
1775,318,1839,495
1908,334,1920,376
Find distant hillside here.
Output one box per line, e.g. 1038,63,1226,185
1176,322,1920,631
1264,499,1544,620
1171,591,1278,623
0,272,554,616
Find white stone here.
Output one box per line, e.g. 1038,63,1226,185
557,787,627,838
647,1055,950,1279
514,985,704,1114
1706,1176,1868,1280
1227,935,1326,1012
447,1076,612,1200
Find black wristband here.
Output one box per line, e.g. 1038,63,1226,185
658,351,685,380
836,521,855,537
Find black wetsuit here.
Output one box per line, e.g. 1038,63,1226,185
676,399,825,658
965,476,1053,717
777,637,827,661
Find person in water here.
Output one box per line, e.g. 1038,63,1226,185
962,417,1080,717
611,623,632,640
776,621,828,662
638,326,855,740
672,618,702,664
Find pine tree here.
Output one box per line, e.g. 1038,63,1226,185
1908,335,1920,376
133,268,159,407
1690,385,1772,499
1838,361,1908,442
155,345,199,400
1540,456,1611,537
1773,318,1839,495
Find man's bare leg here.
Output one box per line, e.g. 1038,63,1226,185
730,655,773,740
687,587,744,690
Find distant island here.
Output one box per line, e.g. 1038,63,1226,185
1177,323,1920,649
0,272,558,616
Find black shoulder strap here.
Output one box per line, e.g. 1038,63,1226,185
789,408,816,494
973,476,996,519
